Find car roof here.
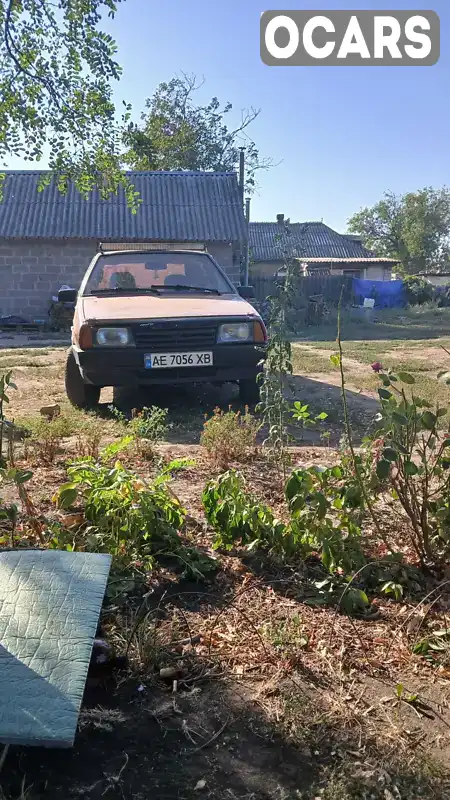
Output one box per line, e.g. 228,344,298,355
98,249,211,256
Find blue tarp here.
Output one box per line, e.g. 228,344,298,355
352,279,405,309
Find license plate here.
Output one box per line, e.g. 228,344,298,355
145,351,213,369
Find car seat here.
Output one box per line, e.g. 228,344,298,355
109,271,137,290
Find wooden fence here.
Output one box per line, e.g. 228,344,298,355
251,274,354,306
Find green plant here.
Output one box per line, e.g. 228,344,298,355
257,226,304,476
100,435,135,462
107,405,169,459
203,466,366,575
0,442,44,543
403,275,434,306
291,402,328,440
23,414,77,463
53,456,213,578
200,406,261,466
263,614,309,660
130,405,169,442
0,371,17,464
76,415,105,459
0,502,18,547
380,580,404,601
370,365,450,565
413,629,450,667
285,466,366,574
257,225,328,474
202,470,290,555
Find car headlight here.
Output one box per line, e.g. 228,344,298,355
95,327,133,347
217,323,251,343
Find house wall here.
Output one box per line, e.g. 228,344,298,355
250,261,280,279
424,275,450,287
0,239,241,319
362,265,392,281
251,262,393,282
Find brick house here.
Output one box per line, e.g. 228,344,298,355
0,170,247,319
249,217,398,280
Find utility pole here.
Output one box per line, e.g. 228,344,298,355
243,197,251,286
239,148,245,205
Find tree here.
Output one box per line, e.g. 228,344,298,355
0,0,139,207
123,73,272,193
348,188,450,274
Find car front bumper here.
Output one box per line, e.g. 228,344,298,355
74,344,266,388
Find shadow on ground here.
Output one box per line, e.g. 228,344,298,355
1,554,449,799
2,628,448,800
98,375,380,447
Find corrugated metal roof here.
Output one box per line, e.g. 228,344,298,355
298,257,396,263
249,221,393,262
0,171,247,242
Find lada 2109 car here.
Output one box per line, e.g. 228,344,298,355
59,249,268,408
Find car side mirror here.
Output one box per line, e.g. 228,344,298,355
57,288,77,303
238,285,255,300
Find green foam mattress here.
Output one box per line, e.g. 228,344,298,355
0,550,112,747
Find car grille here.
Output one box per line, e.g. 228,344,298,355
133,323,217,350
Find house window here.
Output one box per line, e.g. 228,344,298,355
341,269,361,278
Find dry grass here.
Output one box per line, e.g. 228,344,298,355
292,336,450,421
2,341,450,798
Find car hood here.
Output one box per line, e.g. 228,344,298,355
81,293,259,323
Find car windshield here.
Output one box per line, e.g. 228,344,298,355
84,252,234,296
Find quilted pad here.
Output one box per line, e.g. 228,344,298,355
0,550,112,748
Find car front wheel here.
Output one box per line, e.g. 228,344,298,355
65,350,100,409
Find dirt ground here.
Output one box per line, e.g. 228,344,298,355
2,337,450,799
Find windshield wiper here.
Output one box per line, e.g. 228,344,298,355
88,286,161,296
155,284,220,295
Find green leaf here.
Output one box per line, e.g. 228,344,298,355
378,388,393,401
443,439,450,448
421,411,437,431
392,412,408,426
330,353,341,367
437,408,448,418
397,372,415,385
382,447,398,462
404,460,419,476
14,469,33,485
376,459,391,479
315,412,328,421
56,486,78,510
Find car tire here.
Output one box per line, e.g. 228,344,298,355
239,377,260,406
113,386,138,413
65,350,100,409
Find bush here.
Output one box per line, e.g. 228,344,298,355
108,405,170,460
22,414,78,462
202,470,289,554
200,407,261,466
76,414,105,459
369,365,450,565
202,466,365,573
403,275,434,306
129,406,169,442
53,456,214,579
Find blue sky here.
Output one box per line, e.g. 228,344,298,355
9,0,450,233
